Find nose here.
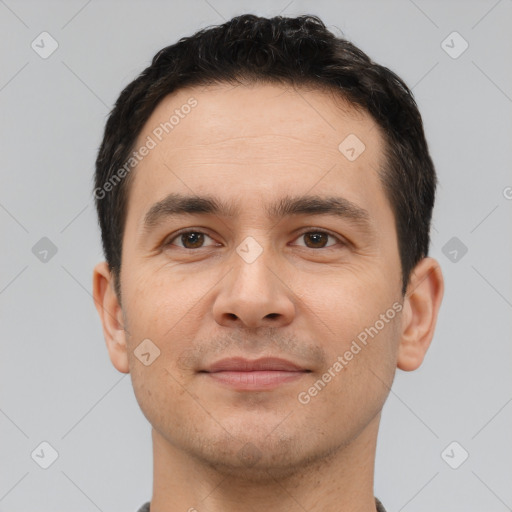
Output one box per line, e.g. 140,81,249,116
212,245,296,330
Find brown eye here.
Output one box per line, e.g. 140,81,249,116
303,232,329,248
167,231,216,249
180,232,205,249
294,230,341,249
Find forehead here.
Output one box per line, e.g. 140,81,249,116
136,81,379,153
125,82,390,232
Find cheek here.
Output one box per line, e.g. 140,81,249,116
294,315,399,448
123,264,203,336
122,272,198,426
130,359,193,435
293,266,401,392
293,263,393,332
122,266,218,402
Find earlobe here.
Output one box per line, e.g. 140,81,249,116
92,262,130,374
397,257,444,372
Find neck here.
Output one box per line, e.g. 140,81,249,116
149,412,381,512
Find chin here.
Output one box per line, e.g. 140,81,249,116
187,425,338,482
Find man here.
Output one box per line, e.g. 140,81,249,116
92,14,444,512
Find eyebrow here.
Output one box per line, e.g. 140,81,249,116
141,192,375,236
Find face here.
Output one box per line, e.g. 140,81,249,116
101,82,409,479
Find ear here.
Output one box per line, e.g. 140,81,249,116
92,261,129,373
397,257,444,371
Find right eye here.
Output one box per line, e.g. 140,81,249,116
165,230,219,250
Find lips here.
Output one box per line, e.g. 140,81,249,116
199,357,310,391
202,357,308,373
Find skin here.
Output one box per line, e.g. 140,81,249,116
93,82,444,512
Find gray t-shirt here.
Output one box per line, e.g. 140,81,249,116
136,497,387,511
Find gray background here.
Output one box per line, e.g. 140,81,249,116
1,0,511,511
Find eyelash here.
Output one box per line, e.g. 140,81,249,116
164,228,346,250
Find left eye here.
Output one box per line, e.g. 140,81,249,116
292,230,341,249
165,230,342,250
